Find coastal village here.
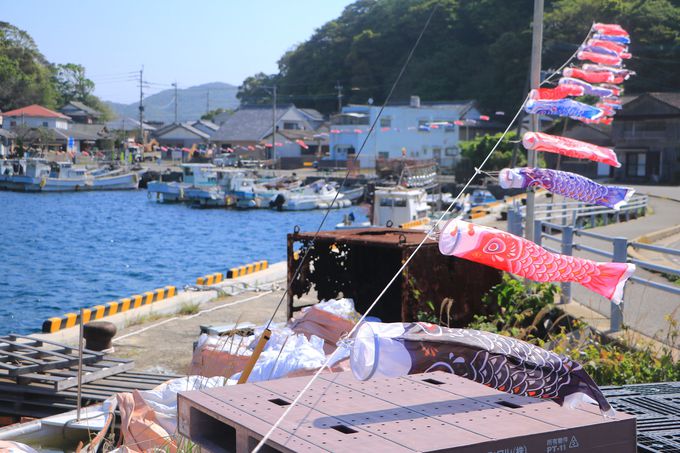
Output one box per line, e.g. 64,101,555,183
1,1,680,452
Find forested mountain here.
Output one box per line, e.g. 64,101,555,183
105,82,239,123
237,0,680,116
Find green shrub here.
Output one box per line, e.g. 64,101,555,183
467,274,680,386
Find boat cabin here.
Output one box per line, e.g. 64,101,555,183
180,163,217,186
373,187,430,227
50,162,87,179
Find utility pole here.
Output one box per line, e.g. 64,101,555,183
335,81,343,113
272,85,278,170
138,67,145,147
525,0,544,242
172,82,178,124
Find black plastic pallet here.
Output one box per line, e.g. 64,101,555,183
602,382,680,453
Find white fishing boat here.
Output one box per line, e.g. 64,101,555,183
230,176,282,209
90,167,141,190
0,160,87,192
147,163,216,203
336,186,430,229
373,186,430,226
273,180,351,211
185,169,246,208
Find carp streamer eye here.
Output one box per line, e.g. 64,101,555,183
483,238,506,254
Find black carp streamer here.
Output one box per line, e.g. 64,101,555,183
349,322,614,417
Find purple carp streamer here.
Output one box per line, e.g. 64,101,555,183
350,322,615,417
524,99,604,121
499,167,634,210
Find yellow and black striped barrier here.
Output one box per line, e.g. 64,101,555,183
399,218,430,229
196,260,269,284
42,285,177,333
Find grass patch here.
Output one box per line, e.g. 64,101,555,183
178,302,200,316
126,311,167,328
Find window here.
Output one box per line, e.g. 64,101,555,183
380,117,391,127
283,122,301,130
380,198,407,207
422,147,428,156
333,113,369,126
639,120,665,132
626,152,646,177
10,121,16,127
445,146,459,156
42,121,49,127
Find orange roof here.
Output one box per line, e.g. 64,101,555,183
1,104,71,120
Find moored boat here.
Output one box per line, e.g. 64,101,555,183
147,163,216,203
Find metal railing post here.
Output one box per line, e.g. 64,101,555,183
562,201,567,226
517,210,524,237
534,219,543,245
560,226,573,304
507,208,516,235
611,237,627,332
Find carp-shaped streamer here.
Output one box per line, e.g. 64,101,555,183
349,322,616,417
438,220,634,303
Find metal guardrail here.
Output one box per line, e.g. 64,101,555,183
527,219,680,333
507,195,649,235
504,195,680,332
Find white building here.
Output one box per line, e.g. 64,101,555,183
328,96,482,169
1,104,70,130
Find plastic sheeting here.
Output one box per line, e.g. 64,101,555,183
0,441,39,453
115,376,228,452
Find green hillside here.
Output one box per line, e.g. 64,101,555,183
237,0,680,116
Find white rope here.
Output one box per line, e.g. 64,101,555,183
112,291,273,343
252,96,530,452
253,28,591,453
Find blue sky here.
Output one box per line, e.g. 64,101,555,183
2,0,355,103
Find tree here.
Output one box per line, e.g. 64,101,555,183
0,21,57,110
455,132,545,182
236,72,279,105
201,107,231,121
53,63,95,106
237,0,680,115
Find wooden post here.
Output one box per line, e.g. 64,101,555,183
238,329,271,384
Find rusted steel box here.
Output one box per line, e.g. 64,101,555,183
286,228,503,324
177,371,637,453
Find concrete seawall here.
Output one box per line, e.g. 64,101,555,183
32,261,287,345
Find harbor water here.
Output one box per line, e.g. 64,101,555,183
0,191,367,334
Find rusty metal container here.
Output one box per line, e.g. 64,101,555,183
286,228,503,324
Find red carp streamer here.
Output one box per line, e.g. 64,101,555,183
439,220,635,304
522,131,621,167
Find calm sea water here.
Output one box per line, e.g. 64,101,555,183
0,191,367,334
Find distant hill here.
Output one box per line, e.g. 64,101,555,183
105,82,239,123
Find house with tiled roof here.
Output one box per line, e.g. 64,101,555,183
1,104,71,131
210,105,322,167
612,92,680,183
0,104,112,153
59,101,102,124
152,122,210,148
191,119,219,136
